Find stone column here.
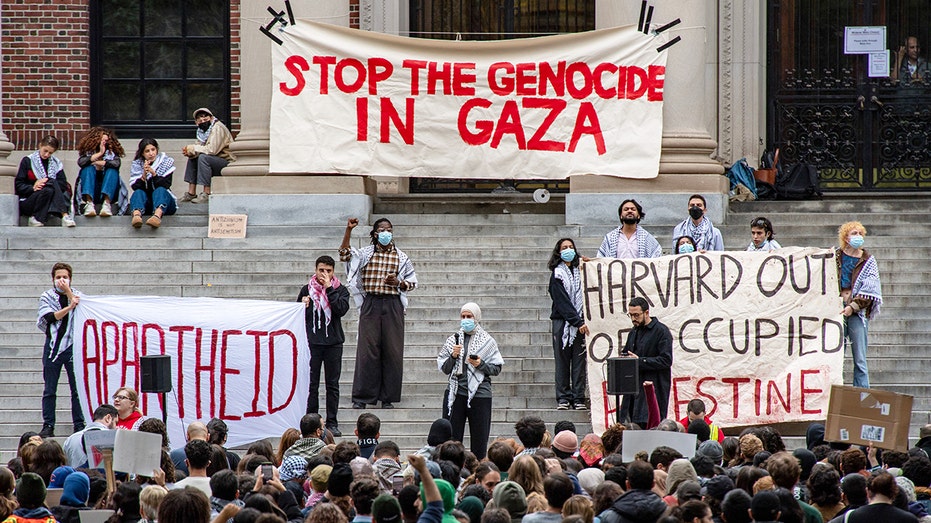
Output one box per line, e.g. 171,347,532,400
718,0,765,167
0,11,21,225
212,0,377,225
567,1,727,226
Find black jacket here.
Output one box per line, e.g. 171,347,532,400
297,283,351,346
15,156,69,199
619,318,673,425
599,489,668,523
548,271,584,327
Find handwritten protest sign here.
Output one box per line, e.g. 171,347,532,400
73,296,310,448
208,214,248,238
269,21,667,179
583,248,844,434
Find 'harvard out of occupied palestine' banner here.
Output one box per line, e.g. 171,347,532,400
269,21,667,179
72,296,310,448
583,248,844,434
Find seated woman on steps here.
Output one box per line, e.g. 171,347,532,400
76,126,127,218
15,135,76,227
129,138,177,229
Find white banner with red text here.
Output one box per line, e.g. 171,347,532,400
72,295,310,448
269,21,667,179
583,248,844,434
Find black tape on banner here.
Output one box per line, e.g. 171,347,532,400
654,18,681,35
657,36,681,53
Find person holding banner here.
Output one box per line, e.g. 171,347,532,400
671,195,724,252
747,217,782,252
340,217,418,410
36,262,86,438
437,302,503,460
618,297,672,428
836,221,882,389
547,238,590,411
597,199,663,259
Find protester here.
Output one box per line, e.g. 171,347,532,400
747,217,781,252
597,199,663,258
355,413,382,460
170,421,209,476
207,418,241,471
846,471,918,523
340,217,418,410
836,221,882,389
547,238,589,411
16,135,76,227
8,472,55,522
63,404,117,468
180,107,234,204
284,413,327,459
172,440,213,497
299,255,352,437
618,297,673,428
76,126,126,218
36,262,85,438
674,235,697,254
128,137,176,229
157,487,212,523
671,195,724,251
113,388,145,430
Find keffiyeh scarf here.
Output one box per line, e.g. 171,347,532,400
553,262,583,348
29,151,63,180
196,118,217,144
438,325,503,413
129,153,176,185
309,275,342,336
852,254,883,320
684,218,713,250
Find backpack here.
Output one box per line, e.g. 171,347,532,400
726,158,758,198
776,163,823,200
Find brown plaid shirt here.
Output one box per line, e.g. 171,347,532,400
361,243,401,295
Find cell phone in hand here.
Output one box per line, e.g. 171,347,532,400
392,472,404,494
469,354,478,360
261,463,273,480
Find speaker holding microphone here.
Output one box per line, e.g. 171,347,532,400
606,357,639,396
140,355,172,393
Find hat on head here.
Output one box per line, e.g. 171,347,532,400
49,465,75,488
457,496,484,523
578,434,604,467
700,474,734,501
427,419,453,447
492,481,527,522
61,471,90,507
676,480,702,502
16,472,46,509
896,476,917,503
310,464,333,492
373,457,401,493
350,456,375,479
696,440,724,464
793,448,817,481
372,493,402,523
328,463,354,497
552,431,579,454
192,107,214,118
460,303,481,322
577,468,604,496
413,460,442,483
279,456,308,482
750,490,780,520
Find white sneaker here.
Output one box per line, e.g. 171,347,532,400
83,203,96,217
28,216,43,227
191,192,210,204
99,201,112,217
61,214,76,228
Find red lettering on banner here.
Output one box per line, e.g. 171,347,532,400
490,100,526,149
524,98,567,152
380,98,415,145
567,102,605,154
488,62,515,95
566,62,593,99
102,321,119,398
268,330,299,414
121,322,140,405
244,331,267,418
800,369,823,414
458,98,493,145
194,328,218,419
647,65,665,101
219,330,243,421
82,320,103,406
312,56,336,94
427,61,452,95
335,58,366,94
767,375,791,415
515,63,537,96
695,377,719,418
356,98,368,142
452,63,476,96
625,67,648,100
671,376,692,419
368,57,392,95
280,55,310,96
593,63,619,98
539,62,566,97
402,60,427,95
721,377,751,418
169,325,193,418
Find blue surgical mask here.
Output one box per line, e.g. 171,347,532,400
460,319,475,333
678,244,695,254
848,235,864,249
377,231,393,246
560,249,576,262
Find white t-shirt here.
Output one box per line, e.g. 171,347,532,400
172,475,212,498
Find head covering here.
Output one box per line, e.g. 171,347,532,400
696,440,724,464
61,471,90,507
552,431,579,454
665,458,699,495
677,480,702,502
413,460,442,483
896,476,917,503
577,468,605,496
422,479,457,523
460,303,482,322
578,434,604,467
457,496,484,523
310,464,332,492
373,458,402,493
16,472,46,509
279,456,308,482
492,481,527,523
701,474,734,501
652,469,667,497
372,493,402,523
428,419,453,447
192,107,214,118
49,465,75,488
793,448,817,482
350,456,375,479
328,463,353,497
806,423,826,450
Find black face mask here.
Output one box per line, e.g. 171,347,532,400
689,206,704,220
621,216,640,225
198,121,212,131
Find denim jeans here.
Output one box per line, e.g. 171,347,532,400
130,187,178,215
80,166,119,202
845,314,870,388
42,349,85,428
552,319,587,404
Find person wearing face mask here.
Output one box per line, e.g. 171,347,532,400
674,236,697,255
597,199,663,259
747,217,782,252
547,238,590,411
671,195,724,252
836,221,882,389
179,108,235,205
36,263,86,438
437,303,503,459
340,217,418,410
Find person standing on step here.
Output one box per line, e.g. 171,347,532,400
619,297,672,428
671,194,724,252
836,221,882,389
15,135,76,227
547,238,589,411
597,199,663,258
340,217,417,410
438,302,503,459
129,138,177,229
297,255,352,437
179,107,235,205
76,126,126,219
37,262,86,437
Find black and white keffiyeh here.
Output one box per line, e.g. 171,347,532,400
29,151,63,180
437,325,503,414
553,262,583,348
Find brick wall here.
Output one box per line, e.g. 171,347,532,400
350,0,360,29
1,1,242,151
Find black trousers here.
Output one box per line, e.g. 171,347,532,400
352,294,404,404
449,393,492,460
552,320,587,404
19,182,69,223
307,343,343,429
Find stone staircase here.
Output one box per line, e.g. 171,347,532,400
0,195,928,460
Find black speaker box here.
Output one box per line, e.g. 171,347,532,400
140,355,173,393
606,357,639,395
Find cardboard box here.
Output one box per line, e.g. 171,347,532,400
824,385,913,450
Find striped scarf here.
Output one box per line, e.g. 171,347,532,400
29,151,63,180
196,118,217,144
852,254,883,320
684,217,713,250
438,325,503,413
37,288,78,363
553,262,583,348
308,275,342,336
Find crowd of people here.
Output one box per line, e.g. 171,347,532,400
6,402,931,523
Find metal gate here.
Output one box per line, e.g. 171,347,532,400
768,0,931,190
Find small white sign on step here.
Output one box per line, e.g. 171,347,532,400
209,214,248,238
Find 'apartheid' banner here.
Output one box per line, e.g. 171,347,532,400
583,248,844,434
269,21,667,179
72,296,310,448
